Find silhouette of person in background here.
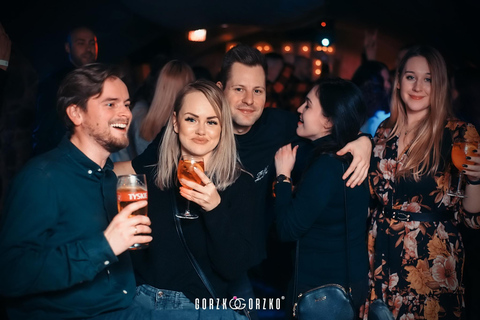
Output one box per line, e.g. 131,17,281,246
0,23,38,213
32,26,98,155
110,60,194,161
352,60,391,136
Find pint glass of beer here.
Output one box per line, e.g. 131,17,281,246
117,174,148,250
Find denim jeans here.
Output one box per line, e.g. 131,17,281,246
132,284,247,319
228,273,257,320
91,304,248,320
133,284,196,310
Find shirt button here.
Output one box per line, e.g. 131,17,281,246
123,290,128,294
97,168,102,172
88,170,93,174
158,291,163,297
104,260,110,265
107,270,110,275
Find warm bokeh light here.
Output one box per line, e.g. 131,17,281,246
315,45,322,51
315,69,321,75
327,47,334,53
226,42,238,52
188,29,207,42
315,60,322,66
321,21,327,27
284,45,291,52
254,41,272,53
302,45,309,52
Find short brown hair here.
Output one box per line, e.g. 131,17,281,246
57,63,123,133
218,44,267,88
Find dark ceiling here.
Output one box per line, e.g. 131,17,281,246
2,0,480,79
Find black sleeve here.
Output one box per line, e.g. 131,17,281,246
275,156,339,242
201,172,261,280
132,127,165,173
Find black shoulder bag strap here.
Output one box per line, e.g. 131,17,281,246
171,191,218,299
171,191,251,319
293,162,352,305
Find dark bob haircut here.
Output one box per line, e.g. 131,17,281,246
313,77,367,154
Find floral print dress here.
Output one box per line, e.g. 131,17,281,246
365,120,480,320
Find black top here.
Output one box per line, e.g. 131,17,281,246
0,138,135,320
274,135,369,308
130,160,261,302
132,107,300,243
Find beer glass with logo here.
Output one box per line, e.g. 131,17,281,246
117,174,148,250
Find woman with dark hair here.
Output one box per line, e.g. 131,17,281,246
365,45,480,319
273,78,369,315
352,60,392,136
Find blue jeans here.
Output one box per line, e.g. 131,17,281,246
132,284,247,319
133,284,196,310
228,273,257,320
92,304,248,320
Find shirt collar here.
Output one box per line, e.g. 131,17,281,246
57,137,114,177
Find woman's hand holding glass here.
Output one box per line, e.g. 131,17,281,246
449,138,479,198
463,152,480,182
461,143,480,213
179,167,221,212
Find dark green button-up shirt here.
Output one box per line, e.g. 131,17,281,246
0,138,135,319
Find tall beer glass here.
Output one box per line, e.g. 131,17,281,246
117,174,148,250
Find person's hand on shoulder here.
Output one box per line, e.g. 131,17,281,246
337,135,372,187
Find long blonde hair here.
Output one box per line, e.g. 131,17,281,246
388,45,452,181
155,80,240,191
140,60,195,141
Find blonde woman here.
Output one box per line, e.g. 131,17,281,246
121,60,195,159
365,46,480,319
130,80,258,316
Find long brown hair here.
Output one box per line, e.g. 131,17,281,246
140,60,194,141
388,45,452,181
155,80,240,191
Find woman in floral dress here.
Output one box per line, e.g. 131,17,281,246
365,45,480,319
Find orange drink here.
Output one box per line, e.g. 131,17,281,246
451,142,476,171
176,156,204,219
177,159,205,188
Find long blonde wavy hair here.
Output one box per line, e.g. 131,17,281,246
155,80,241,191
140,60,195,141
387,45,453,181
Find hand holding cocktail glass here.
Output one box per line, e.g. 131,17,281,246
178,156,221,215
448,137,479,198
